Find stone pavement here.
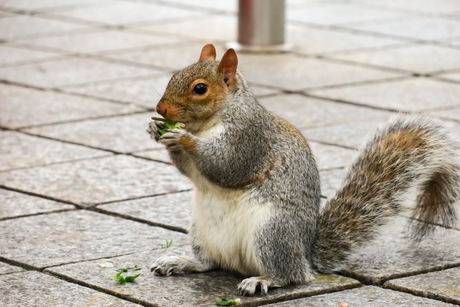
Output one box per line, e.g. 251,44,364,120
1,0,460,306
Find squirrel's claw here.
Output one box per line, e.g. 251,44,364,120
146,120,164,142
237,277,272,296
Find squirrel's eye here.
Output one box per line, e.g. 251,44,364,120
193,83,208,95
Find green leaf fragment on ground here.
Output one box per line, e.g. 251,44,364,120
215,298,241,306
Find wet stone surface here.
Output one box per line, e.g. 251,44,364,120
46,246,361,307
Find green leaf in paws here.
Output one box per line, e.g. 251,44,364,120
215,298,241,306
152,117,182,135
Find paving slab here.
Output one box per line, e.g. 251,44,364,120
161,0,237,13
309,77,460,112
345,16,460,41
98,191,192,233
24,112,162,154
386,267,460,305
0,210,188,268
0,56,159,88
0,271,141,306
0,130,109,171
287,3,407,26
47,1,207,26
287,23,405,55
309,142,356,171
319,168,347,198
237,54,402,91
0,84,142,129
437,71,460,83
341,217,460,284
0,15,88,41
132,149,171,164
0,44,61,67
430,106,460,122
104,42,226,71
135,15,237,43
259,94,393,129
357,0,460,16
46,246,361,306
14,29,181,55
62,75,169,108
0,188,74,219
0,262,25,275
0,155,191,206
302,119,390,149
0,0,107,11
327,44,460,74
266,285,457,306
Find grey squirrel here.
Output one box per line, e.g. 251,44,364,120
147,44,460,296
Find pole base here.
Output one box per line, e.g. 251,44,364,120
226,42,292,54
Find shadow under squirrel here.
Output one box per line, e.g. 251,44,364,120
147,44,460,296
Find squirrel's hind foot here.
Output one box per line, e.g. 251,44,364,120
151,255,215,276
237,276,283,296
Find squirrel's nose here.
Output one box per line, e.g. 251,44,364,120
156,102,167,117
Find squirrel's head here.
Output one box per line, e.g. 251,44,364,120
156,44,238,128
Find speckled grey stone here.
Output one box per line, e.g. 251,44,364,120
266,285,457,306
0,131,109,171
0,188,74,219
15,29,180,54
62,75,169,108
48,1,206,26
431,106,460,122
0,271,141,306
357,0,460,15
0,0,106,11
309,77,460,112
133,149,171,164
0,210,188,268
327,44,460,74
303,120,389,149
237,54,402,91
437,71,460,83
0,84,142,129
46,246,360,306
259,94,392,129
24,113,162,154
104,42,226,72
386,267,460,304
0,57,158,88
287,3,405,25
0,15,88,41
345,16,460,41
310,142,356,171
341,217,460,284
0,155,191,206
98,191,192,232
136,15,237,43
0,44,60,67
319,168,347,198
287,23,404,55
0,262,25,275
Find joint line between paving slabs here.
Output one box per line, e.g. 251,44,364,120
89,206,188,234
44,270,159,307
384,280,460,306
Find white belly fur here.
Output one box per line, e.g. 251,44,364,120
191,182,272,276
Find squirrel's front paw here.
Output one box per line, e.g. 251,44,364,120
151,256,192,276
159,129,196,152
146,120,164,142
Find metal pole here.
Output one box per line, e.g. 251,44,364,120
228,0,291,53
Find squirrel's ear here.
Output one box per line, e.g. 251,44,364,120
218,48,238,87
199,44,217,62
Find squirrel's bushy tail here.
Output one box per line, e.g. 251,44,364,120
312,115,460,273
